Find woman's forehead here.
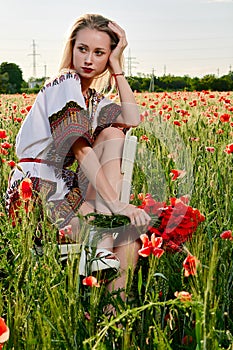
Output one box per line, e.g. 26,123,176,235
75,28,111,49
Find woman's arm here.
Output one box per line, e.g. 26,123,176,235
72,137,150,226
107,22,140,128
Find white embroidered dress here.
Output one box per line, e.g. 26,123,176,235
7,72,121,227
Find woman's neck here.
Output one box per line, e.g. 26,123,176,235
81,79,93,97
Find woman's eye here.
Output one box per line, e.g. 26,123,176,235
95,50,104,56
78,46,86,52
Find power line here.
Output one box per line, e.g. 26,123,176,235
28,40,40,78
125,48,138,76
149,68,155,92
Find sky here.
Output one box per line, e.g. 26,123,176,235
0,0,233,81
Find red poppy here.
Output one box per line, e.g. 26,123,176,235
138,194,204,250
59,225,73,238
7,160,16,167
14,117,23,123
19,178,33,201
0,129,7,139
0,317,10,348
173,120,181,126
140,135,150,142
26,105,32,112
137,193,145,201
20,108,27,115
220,230,232,240
220,113,231,123
216,129,224,134
138,233,164,258
190,137,200,142
174,291,192,302
224,143,233,154
205,147,215,153
183,255,199,277
12,103,17,111
1,142,12,149
82,276,100,287
138,193,165,215
182,335,193,345
170,169,186,181
0,149,8,156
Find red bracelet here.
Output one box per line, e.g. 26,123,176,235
111,72,125,78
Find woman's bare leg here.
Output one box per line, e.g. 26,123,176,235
110,239,141,299
87,127,125,251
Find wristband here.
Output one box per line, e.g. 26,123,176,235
111,72,125,78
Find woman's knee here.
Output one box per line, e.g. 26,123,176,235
97,126,125,143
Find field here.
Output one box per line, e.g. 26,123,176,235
0,90,233,349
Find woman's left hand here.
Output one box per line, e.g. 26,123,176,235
108,21,127,72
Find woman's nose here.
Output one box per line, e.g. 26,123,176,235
84,52,93,65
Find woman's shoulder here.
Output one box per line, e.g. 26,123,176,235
40,69,81,93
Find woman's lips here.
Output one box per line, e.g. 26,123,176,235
82,67,94,73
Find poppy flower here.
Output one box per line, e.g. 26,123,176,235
138,193,165,215
59,225,73,238
138,233,164,258
0,149,8,156
14,117,23,123
7,160,16,168
137,193,145,201
140,135,150,142
19,178,33,201
182,335,193,345
173,120,181,126
12,103,17,111
82,276,100,287
174,291,192,302
220,230,232,240
183,254,199,277
216,129,224,134
205,147,215,153
1,142,12,149
190,137,200,142
20,108,27,115
26,105,32,112
0,129,7,139
0,317,10,348
220,113,231,123
170,169,186,181
224,143,233,154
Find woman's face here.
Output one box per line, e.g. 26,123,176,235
72,28,112,82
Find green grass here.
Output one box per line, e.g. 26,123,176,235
0,91,233,349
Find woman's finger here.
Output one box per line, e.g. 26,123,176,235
131,208,151,227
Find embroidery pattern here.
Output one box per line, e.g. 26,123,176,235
41,71,80,92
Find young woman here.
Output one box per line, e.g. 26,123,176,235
6,14,150,288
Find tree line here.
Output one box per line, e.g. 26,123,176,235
0,61,233,94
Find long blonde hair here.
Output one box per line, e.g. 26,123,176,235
59,14,124,93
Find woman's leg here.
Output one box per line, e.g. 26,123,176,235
89,127,140,298
92,126,125,214
112,239,141,297
84,127,125,251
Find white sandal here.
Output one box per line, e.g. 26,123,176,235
90,248,120,273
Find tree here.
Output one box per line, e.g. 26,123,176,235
0,62,24,93
0,72,10,93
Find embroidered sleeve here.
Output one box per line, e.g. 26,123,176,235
92,102,121,139
98,102,121,125
48,101,93,165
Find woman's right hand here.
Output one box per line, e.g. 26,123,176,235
114,202,151,227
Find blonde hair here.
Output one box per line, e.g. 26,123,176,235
59,14,124,93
